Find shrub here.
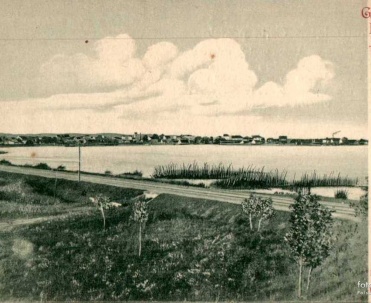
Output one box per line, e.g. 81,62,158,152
32,163,52,170
120,170,143,177
0,159,12,166
241,194,274,231
334,189,348,200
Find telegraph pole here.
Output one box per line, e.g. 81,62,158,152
78,144,81,182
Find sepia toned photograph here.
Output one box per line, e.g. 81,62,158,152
0,0,368,302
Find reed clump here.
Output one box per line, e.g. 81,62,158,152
153,162,238,179
213,168,288,189
153,162,359,190
334,189,349,200
292,171,358,191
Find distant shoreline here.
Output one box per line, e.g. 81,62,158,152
0,143,368,148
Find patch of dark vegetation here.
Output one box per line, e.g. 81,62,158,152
117,170,143,178
0,159,12,166
31,163,52,170
165,180,206,188
334,189,349,200
0,193,366,302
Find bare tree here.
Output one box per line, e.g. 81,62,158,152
89,194,110,230
131,198,149,257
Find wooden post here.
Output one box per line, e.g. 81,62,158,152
78,144,81,182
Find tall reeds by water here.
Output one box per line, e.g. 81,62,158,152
153,162,239,179
291,171,358,192
153,162,288,188
153,162,359,189
214,168,289,189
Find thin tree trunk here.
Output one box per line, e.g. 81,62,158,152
139,223,142,256
100,207,105,230
306,266,312,294
298,257,303,298
258,218,263,231
249,214,253,230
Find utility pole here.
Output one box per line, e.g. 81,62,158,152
78,144,81,182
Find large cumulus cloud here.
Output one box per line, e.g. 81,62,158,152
37,34,334,114
0,33,338,135
253,55,334,108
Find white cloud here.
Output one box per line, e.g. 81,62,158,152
142,41,178,70
39,34,145,94
0,35,343,136
253,55,334,108
38,36,334,113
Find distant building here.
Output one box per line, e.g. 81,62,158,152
231,135,244,144
133,132,141,143
278,136,288,144
347,139,358,145
322,138,331,145
251,135,265,145
243,136,252,144
330,138,340,145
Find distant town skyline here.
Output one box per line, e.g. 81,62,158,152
0,130,368,140
0,131,367,143
0,0,368,138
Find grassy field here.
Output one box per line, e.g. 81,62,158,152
0,171,367,301
0,171,143,219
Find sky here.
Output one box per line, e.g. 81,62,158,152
0,0,368,138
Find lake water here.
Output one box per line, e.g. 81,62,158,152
0,145,367,183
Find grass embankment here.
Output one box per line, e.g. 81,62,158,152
0,172,367,301
0,171,142,219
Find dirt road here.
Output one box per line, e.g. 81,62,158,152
0,165,358,221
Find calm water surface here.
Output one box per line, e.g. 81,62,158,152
0,145,367,181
